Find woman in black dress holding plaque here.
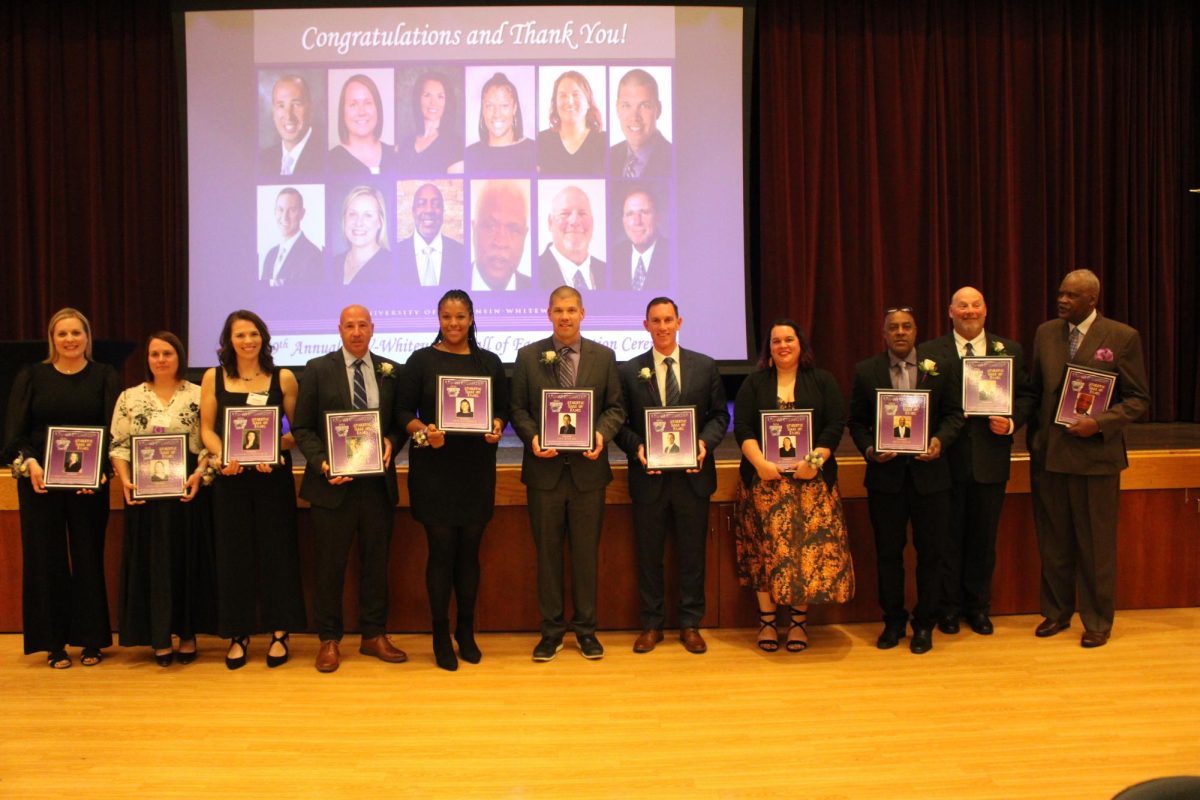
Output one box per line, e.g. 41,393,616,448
396,290,508,671
733,319,854,653
3,308,120,668
199,310,305,669
110,331,215,666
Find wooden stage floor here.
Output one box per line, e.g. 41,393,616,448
2,609,1197,799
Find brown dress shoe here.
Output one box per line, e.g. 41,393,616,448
1081,629,1110,648
1035,618,1071,638
315,640,340,673
633,629,664,653
359,635,408,663
680,628,707,654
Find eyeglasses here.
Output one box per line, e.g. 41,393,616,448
884,306,914,316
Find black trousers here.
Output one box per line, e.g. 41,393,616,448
941,478,1007,617
527,471,606,639
866,471,950,628
18,481,111,654
632,473,709,630
310,478,393,641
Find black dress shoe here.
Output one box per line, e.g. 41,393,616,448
1035,618,1071,638
576,634,604,660
876,625,905,650
532,636,563,662
966,612,994,635
1081,629,1110,648
937,616,960,635
910,627,933,654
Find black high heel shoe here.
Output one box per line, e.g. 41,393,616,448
786,607,809,653
455,621,482,665
154,648,174,667
432,622,457,672
757,611,779,652
266,632,289,668
176,638,197,665
225,636,249,670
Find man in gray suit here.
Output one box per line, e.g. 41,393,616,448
292,304,409,672
510,286,625,661
1028,269,1149,648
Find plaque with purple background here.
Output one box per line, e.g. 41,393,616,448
760,410,813,472
1054,365,1117,427
131,433,188,499
42,426,105,490
962,356,1014,416
874,390,930,454
644,407,698,471
222,405,280,465
540,389,593,451
325,410,384,477
436,375,493,434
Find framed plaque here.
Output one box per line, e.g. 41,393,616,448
130,433,188,499
42,426,105,490
436,375,493,434
325,410,384,477
874,390,931,454
644,407,699,471
540,389,593,451
962,356,1014,416
1055,365,1117,427
760,410,813,472
222,405,280,465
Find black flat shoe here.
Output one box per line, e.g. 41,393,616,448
266,632,289,668
225,636,249,670
966,612,994,635
455,629,482,665
910,627,933,654
877,624,905,649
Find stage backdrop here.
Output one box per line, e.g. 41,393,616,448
1,0,1197,420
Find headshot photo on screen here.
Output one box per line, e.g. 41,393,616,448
469,178,532,292
537,178,607,290
536,66,607,177
332,183,392,286
395,66,465,175
257,70,326,177
395,179,467,288
463,66,537,174
256,184,326,288
609,181,670,291
327,68,398,175
610,66,674,178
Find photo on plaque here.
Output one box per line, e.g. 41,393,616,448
962,356,1014,416
874,390,931,454
1054,365,1117,427
644,407,698,471
540,389,594,451
325,409,384,477
42,426,105,490
760,410,814,472
436,375,493,434
223,405,280,465
131,433,189,499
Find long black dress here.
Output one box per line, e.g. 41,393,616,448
211,369,306,637
4,361,120,655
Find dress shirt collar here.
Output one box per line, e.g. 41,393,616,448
279,126,312,167
953,329,988,357
549,244,595,290
471,263,519,291
1072,309,1098,337
629,239,658,282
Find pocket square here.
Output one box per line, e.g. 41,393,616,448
1094,347,1114,362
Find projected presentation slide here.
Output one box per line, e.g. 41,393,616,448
184,5,746,365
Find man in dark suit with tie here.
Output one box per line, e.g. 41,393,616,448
1027,269,1149,648
396,183,467,288
558,414,576,435
469,179,532,291
615,297,728,654
510,286,625,661
258,75,324,177
918,286,1036,637
260,188,323,287
849,307,963,654
292,304,409,672
538,185,607,291
610,187,671,292
609,69,673,178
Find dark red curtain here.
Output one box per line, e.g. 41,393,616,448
2,1,1197,418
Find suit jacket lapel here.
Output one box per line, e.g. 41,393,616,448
331,350,352,409
1073,314,1105,364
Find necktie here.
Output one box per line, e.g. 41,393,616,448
964,342,974,357
270,246,289,286
421,246,436,286
557,347,576,388
623,149,639,178
352,359,368,409
893,362,909,391
282,153,295,176
632,256,647,291
1068,327,1082,358
573,269,588,291
663,356,680,406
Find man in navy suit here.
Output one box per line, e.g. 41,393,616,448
396,183,467,288
615,297,728,654
610,187,670,292
260,188,322,287
609,69,673,178
258,75,323,177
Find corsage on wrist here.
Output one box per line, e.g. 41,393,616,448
412,428,431,448
803,451,825,469
200,465,218,485
11,454,30,479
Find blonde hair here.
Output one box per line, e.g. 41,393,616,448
341,185,390,250
44,307,94,363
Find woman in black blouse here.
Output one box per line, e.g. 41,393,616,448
4,308,120,668
396,290,508,671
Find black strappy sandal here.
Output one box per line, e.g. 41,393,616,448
225,636,249,670
266,632,289,668
80,647,103,666
757,611,779,652
47,650,72,669
786,607,809,653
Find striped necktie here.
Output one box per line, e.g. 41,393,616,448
352,359,368,409
663,356,680,405
557,347,576,388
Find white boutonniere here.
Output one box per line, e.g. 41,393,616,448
918,358,939,376
376,362,395,380
638,367,654,383
539,350,559,367
991,341,1006,354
